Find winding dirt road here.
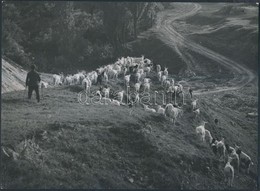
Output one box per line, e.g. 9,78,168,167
154,3,255,95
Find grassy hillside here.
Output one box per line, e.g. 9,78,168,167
1,71,258,189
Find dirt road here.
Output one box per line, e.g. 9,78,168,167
153,3,255,95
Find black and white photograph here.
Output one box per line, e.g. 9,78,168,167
1,1,259,189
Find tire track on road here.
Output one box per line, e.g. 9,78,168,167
154,3,255,95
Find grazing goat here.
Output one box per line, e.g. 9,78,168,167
143,78,151,84
205,129,213,144
157,71,162,82
40,81,48,89
117,90,124,103
134,83,141,92
157,105,166,116
144,105,156,113
163,67,168,76
144,66,151,74
193,108,200,118
195,121,207,142
161,75,167,85
191,99,198,110
143,82,150,92
53,74,62,86
211,138,218,155
156,64,161,73
82,77,91,93
224,157,234,187
165,103,182,125
216,138,226,162
111,99,120,106
235,145,253,174
225,144,240,171
124,75,131,86
103,87,110,98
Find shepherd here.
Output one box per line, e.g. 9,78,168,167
26,64,41,102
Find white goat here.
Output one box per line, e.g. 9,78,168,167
165,103,183,125
111,99,120,106
103,87,110,98
53,74,62,86
191,99,198,110
134,83,141,92
163,67,168,76
156,64,161,73
195,121,207,142
143,78,150,84
124,75,131,86
193,108,200,117
234,145,253,174
40,81,48,89
227,146,240,171
144,66,151,74
205,129,213,144
101,97,112,105
157,105,166,116
82,77,91,93
161,75,167,85
117,90,124,103
224,157,234,187
157,71,163,81
144,105,156,113
216,138,226,162
143,82,150,92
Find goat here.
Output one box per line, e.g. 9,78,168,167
216,138,226,162
134,83,141,93
193,108,200,117
143,82,150,92
235,145,253,174
195,121,207,142
191,99,198,110
144,104,156,113
53,74,62,86
156,64,161,73
40,81,48,89
111,99,120,106
117,90,124,103
205,129,213,144
157,105,166,116
165,103,182,125
224,157,235,187
124,75,131,86
163,67,168,76
225,144,240,171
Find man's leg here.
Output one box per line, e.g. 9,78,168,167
28,86,33,99
35,86,40,102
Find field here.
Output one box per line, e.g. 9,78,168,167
1,2,258,189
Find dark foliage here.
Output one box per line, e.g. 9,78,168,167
2,1,166,72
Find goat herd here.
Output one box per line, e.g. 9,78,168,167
47,56,253,188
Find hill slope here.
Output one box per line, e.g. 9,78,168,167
2,58,55,94
2,59,27,93
1,71,258,189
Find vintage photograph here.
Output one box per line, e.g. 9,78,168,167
1,1,258,189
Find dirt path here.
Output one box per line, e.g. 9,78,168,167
153,3,255,95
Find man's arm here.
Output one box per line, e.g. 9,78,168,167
26,73,29,86
38,73,41,82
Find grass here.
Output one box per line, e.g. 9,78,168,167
1,69,258,189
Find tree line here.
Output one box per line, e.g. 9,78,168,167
2,1,169,73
